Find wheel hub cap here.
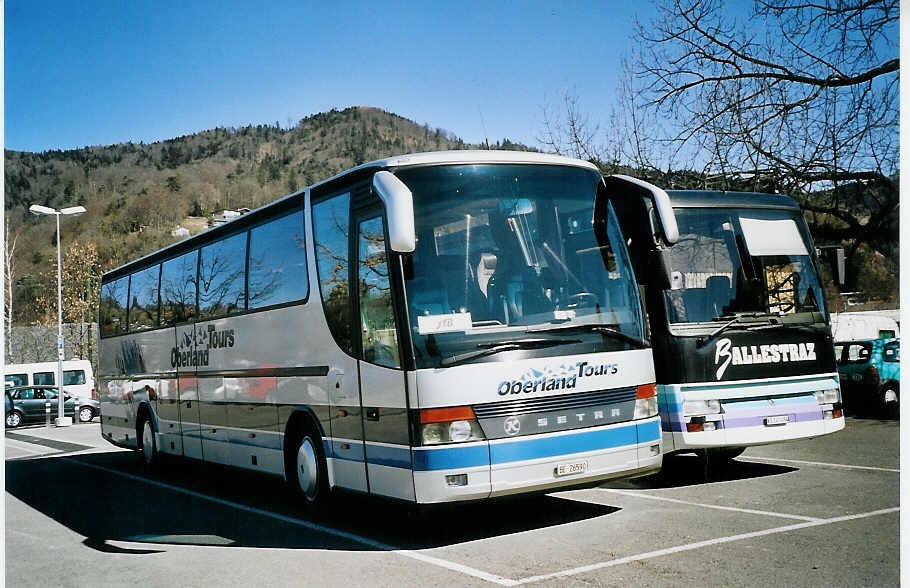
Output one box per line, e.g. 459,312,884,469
142,422,154,463
296,437,319,501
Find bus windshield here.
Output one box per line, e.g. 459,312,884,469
395,164,645,369
663,208,826,326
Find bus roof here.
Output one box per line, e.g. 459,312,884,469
665,190,800,210
102,150,600,281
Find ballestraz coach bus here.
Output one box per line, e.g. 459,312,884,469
98,151,670,508
606,179,844,464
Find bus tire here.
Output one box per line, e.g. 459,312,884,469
138,414,160,472
286,421,330,512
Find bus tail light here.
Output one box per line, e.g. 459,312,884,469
815,388,843,419
634,383,658,419
419,406,486,445
686,416,717,432
683,399,721,416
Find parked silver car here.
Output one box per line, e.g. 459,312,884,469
5,385,100,427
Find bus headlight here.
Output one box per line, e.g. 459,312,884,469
683,399,721,416
449,420,473,442
634,396,658,419
633,383,659,419
419,406,486,445
422,423,444,445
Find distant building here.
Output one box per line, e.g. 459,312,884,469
211,208,251,225
171,226,190,238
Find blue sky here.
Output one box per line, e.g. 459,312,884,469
5,1,656,152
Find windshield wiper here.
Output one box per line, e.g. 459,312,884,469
439,338,581,368
526,324,650,349
698,312,775,348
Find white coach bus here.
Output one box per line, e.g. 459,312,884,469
98,151,673,507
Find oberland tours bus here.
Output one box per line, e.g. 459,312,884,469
607,179,844,463
98,151,671,507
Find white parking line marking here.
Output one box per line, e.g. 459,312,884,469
513,507,899,585
742,456,900,473
65,458,517,586
597,488,822,521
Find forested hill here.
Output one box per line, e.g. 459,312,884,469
5,106,530,264
4,106,532,324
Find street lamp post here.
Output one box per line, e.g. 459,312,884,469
29,204,86,426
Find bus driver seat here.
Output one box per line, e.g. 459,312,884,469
477,253,497,298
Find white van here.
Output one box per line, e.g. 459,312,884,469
5,360,96,399
830,311,900,342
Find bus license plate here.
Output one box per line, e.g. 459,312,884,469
555,460,588,477
764,415,789,426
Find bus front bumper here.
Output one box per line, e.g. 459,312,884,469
412,417,662,504
659,376,845,452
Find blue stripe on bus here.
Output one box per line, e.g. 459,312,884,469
410,421,659,471
490,421,653,465
330,440,365,462
412,444,490,471
365,443,412,469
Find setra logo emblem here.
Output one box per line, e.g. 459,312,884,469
503,416,521,436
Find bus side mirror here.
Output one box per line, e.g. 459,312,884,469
816,246,845,286
606,175,679,246
372,171,416,253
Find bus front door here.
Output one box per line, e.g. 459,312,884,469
355,214,414,500
327,361,368,493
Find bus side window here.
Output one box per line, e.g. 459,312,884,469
248,209,309,309
358,216,400,368
161,250,199,325
199,231,247,319
129,264,161,331
100,276,129,336
313,193,353,354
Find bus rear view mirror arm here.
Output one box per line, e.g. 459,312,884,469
606,174,679,246
651,248,673,290
372,171,416,253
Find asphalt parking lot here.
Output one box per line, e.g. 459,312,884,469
5,417,900,587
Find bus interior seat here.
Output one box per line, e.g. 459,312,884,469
488,264,553,324
476,253,497,298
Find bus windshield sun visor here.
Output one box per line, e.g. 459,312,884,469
607,175,679,245
372,170,416,253
739,217,809,256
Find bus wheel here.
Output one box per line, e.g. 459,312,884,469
139,416,159,472
288,426,330,511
